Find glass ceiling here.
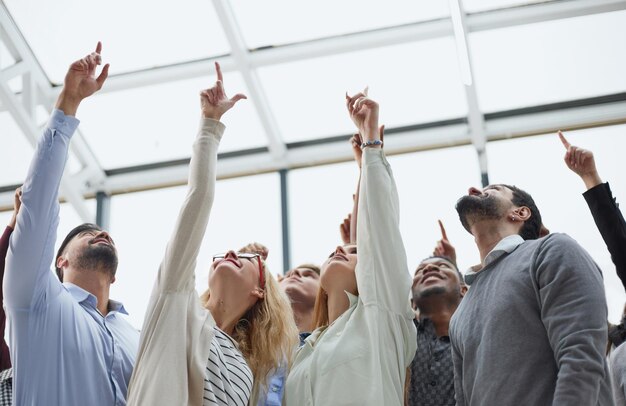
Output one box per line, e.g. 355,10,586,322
1,1,625,180
1,1,626,328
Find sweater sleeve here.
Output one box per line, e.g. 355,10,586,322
4,110,79,311
356,148,412,314
150,118,224,295
0,226,13,370
532,233,609,405
583,182,626,291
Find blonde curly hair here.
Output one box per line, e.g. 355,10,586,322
200,249,298,404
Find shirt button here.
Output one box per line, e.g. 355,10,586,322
272,386,279,392
430,381,437,386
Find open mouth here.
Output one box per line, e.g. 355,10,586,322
329,254,349,262
421,273,444,284
91,238,112,247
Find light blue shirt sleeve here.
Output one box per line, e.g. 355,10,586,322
4,109,79,311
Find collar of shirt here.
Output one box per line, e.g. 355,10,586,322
464,234,524,285
62,282,129,315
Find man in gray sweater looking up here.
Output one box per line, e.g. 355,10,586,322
449,184,614,406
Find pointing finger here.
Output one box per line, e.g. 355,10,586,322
558,131,570,150
215,62,224,83
438,219,449,241
95,41,102,55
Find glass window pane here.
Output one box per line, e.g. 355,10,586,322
109,173,281,328
4,0,230,83
78,73,266,169
471,10,626,112
260,38,467,143
0,112,32,185
486,125,626,322
232,0,449,49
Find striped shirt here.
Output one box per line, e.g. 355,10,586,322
204,327,253,406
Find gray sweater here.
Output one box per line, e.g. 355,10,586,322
450,233,614,406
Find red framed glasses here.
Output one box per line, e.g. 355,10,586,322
212,252,265,290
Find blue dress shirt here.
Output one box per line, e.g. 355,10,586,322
4,110,139,406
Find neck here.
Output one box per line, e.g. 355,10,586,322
65,270,112,315
471,221,518,264
327,289,351,326
416,297,459,337
292,304,314,333
206,293,248,336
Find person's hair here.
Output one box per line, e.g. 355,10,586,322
294,263,321,276
55,223,102,281
312,286,329,330
500,184,542,240
200,258,298,404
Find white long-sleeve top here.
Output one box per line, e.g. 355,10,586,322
284,148,417,406
127,118,237,406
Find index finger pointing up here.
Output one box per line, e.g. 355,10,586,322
215,62,223,82
95,41,102,55
558,131,571,150
438,219,449,241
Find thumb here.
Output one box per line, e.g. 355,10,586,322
96,64,110,89
230,93,247,104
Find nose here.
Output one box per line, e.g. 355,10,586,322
96,231,113,243
335,246,346,255
225,250,238,260
422,263,439,274
291,268,303,278
468,187,481,196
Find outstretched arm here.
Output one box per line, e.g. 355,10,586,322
4,43,108,310
0,187,21,369
559,131,626,290
345,90,411,313
151,62,246,293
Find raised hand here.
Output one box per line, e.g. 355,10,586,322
346,88,380,143
9,186,22,229
558,131,602,190
56,42,109,116
339,213,351,245
433,220,457,264
200,62,247,121
350,125,385,168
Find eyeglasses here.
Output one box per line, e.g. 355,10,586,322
212,252,265,290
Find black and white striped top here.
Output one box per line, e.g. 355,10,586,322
204,327,253,406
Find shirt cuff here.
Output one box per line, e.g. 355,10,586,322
583,182,612,204
362,147,385,166
49,109,81,136
199,117,226,142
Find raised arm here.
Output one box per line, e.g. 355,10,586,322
4,43,108,310
151,62,246,293
0,187,21,370
559,131,626,289
345,91,411,312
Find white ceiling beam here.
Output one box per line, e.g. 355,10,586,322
211,0,287,158
40,0,626,97
1,93,626,209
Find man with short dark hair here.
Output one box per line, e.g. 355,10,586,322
408,251,466,406
4,43,139,406
450,183,614,405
